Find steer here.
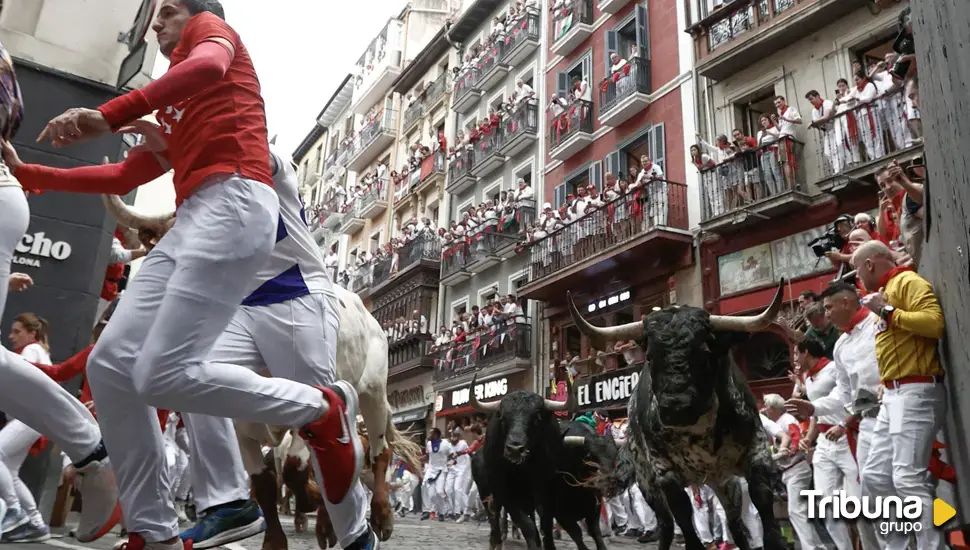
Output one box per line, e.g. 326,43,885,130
103,195,423,545
567,281,788,550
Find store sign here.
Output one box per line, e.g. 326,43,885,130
449,377,509,409
576,367,640,410
13,232,73,268
387,385,430,413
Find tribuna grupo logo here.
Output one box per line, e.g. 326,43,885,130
12,232,72,268
802,490,923,536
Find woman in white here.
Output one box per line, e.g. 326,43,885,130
832,78,863,168
756,114,785,197
0,313,52,540
848,71,885,162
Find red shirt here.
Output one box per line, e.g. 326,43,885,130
159,13,272,203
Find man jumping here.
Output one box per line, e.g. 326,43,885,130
0,1,371,549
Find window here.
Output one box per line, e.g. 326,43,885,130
483,179,502,204
560,162,602,200
850,31,897,76
555,54,592,99
489,92,505,114
554,183,566,207
452,298,469,324
604,3,650,70
515,159,534,187
316,144,324,173
563,325,581,359
510,272,530,318
370,231,382,252
732,89,775,140
479,285,499,307
431,206,439,225
620,124,666,178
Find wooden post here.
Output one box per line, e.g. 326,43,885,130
910,0,970,537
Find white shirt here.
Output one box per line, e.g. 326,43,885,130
640,163,664,181
517,185,534,201
576,81,592,102
871,71,896,96
811,99,835,130
757,127,781,146
774,412,799,432
760,413,783,440
777,106,802,137
426,439,453,472
108,237,134,264
243,146,336,307
516,83,535,103
811,312,882,419
851,82,879,105
451,439,470,471
610,59,629,75
20,343,51,365
802,359,844,432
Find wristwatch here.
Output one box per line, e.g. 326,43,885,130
879,305,895,321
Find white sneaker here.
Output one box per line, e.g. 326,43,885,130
175,500,188,524
75,457,123,542
1,507,29,535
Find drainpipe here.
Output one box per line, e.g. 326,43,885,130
531,0,551,394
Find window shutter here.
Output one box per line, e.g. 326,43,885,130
582,55,593,84
604,151,620,180
556,72,569,99
605,31,619,73
554,183,566,207
651,123,666,175
635,1,651,60
618,153,630,180
589,161,603,192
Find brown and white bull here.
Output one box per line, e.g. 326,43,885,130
102,196,422,546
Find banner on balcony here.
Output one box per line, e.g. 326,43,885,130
574,366,641,412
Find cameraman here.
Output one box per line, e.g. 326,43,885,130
823,215,854,270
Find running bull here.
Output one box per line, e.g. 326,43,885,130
468,375,616,550
567,282,788,550
102,196,422,546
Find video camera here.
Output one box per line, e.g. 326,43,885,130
890,6,915,79
808,228,846,259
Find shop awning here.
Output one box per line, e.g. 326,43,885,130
392,406,429,425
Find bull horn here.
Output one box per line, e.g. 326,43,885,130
101,194,174,229
567,291,643,350
562,436,586,447
468,374,500,413
709,279,785,332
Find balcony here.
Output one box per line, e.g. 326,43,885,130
599,57,652,127
424,71,450,112
518,181,693,301
359,179,388,220
551,0,594,57
497,202,535,258
351,20,404,114
440,230,520,285
394,169,422,202
371,232,442,294
402,99,424,134
689,0,868,82
339,200,365,235
414,151,446,197
470,132,508,179
502,12,540,67
549,100,594,161
699,137,810,232
303,170,321,188
323,150,339,181
347,110,397,173
389,336,436,381
598,0,632,14
499,103,539,157
477,41,510,93
452,67,483,115
811,90,924,193
432,321,533,383
447,151,478,195
349,265,373,299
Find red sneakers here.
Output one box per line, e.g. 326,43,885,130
298,381,364,504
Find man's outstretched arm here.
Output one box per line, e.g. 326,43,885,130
12,149,167,195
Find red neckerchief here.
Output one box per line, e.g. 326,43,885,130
842,307,872,332
856,81,869,92
802,357,831,383
644,162,653,171
13,345,25,355
877,265,914,290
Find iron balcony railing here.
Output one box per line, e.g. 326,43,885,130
425,71,449,106
452,65,480,103
478,41,507,82
599,56,652,113
549,99,594,152
526,181,688,282
420,150,446,182
359,178,388,212
551,0,593,44
441,229,520,279
448,150,476,184
704,0,796,52
504,102,539,142
402,99,424,131
349,110,397,159
811,89,915,181
307,192,344,232
471,127,505,168
390,337,435,373
700,136,803,222
323,150,339,174
372,232,441,289
432,320,532,381
349,264,373,293
502,12,540,57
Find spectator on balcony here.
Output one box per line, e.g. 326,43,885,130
515,178,534,204
432,327,452,352
832,78,863,168
404,93,416,110
491,16,506,40
904,76,922,142
773,95,802,137
849,71,885,161
614,340,643,368
548,93,568,125
411,310,428,336
807,90,842,175
514,78,536,107
636,154,663,185
572,75,592,106
689,144,715,171
324,248,338,278
756,114,786,198
608,52,632,96
869,54,908,151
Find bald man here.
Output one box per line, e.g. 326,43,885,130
852,240,946,550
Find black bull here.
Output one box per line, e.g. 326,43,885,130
567,280,790,550
468,375,619,550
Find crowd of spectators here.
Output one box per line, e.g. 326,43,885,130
431,296,527,377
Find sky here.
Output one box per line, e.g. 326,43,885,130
153,0,409,155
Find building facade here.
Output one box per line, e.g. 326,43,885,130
521,0,701,415
688,0,917,396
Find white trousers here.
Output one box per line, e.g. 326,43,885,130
861,382,946,550
183,290,367,547
445,466,470,516
0,420,41,518
854,417,882,550
466,482,480,515
711,479,763,548
421,468,447,514
783,461,825,550
607,494,628,528
95,297,112,328
686,486,714,544
84,177,341,542
625,486,657,532
813,434,859,550
0,186,102,466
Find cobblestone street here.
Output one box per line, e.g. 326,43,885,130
14,513,660,550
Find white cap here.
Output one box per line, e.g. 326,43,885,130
543,202,552,210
